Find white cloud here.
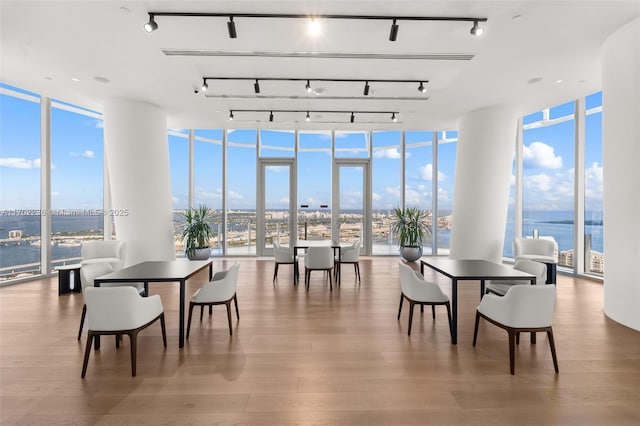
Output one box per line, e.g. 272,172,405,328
372,192,381,201
585,162,603,200
0,157,41,169
420,163,445,181
279,197,290,204
372,148,401,159
524,173,553,192
267,166,288,173
523,141,562,169
227,190,244,200
82,150,95,158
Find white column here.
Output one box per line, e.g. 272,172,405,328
450,106,518,262
102,99,175,266
602,17,640,331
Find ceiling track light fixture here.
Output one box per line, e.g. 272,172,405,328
198,77,429,95
144,12,488,40
470,20,484,36
144,15,158,32
229,109,400,123
201,78,209,91
389,19,399,41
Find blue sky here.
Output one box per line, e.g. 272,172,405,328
1,82,602,218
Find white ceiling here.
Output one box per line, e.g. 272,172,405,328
2,0,639,130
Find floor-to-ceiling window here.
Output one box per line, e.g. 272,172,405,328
50,100,104,270
437,131,456,255
523,101,575,269
194,129,223,255
404,131,433,254
227,129,257,254
372,131,402,254
585,92,604,275
0,84,42,281
168,129,189,256
297,131,332,240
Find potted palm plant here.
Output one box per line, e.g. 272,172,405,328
391,206,431,262
180,204,214,260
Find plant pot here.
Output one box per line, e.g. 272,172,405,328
400,246,423,262
186,247,211,260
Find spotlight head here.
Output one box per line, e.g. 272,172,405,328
350,112,355,123
389,19,399,41
308,18,321,37
306,111,310,122
392,112,397,122
229,111,234,121
254,79,260,94
470,20,484,36
144,15,158,32
269,111,274,122
305,80,312,93
418,82,426,93
227,16,237,38
201,79,208,92
363,81,370,96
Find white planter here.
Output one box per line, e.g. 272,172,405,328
187,247,211,260
400,246,423,262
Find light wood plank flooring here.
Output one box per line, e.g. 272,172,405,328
2,257,640,425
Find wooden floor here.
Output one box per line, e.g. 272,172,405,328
2,257,640,425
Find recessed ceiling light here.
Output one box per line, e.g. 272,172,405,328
512,14,523,21
312,87,326,96
555,79,563,84
527,77,543,84
44,76,52,81
308,18,321,36
119,7,130,14
71,77,80,82
93,76,109,84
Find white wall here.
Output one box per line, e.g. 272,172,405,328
450,105,518,262
602,17,640,331
102,99,175,266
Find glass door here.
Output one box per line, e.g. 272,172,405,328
333,159,370,254
257,158,295,256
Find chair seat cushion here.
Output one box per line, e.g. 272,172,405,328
516,254,556,263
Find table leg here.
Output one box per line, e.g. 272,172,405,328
179,279,185,348
95,281,101,350
293,247,299,286
58,269,71,295
451,278,458,344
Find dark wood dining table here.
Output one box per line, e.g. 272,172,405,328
420,257,536,344
94,260,213,348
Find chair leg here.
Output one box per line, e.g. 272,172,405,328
397,294,404,320
115,334,120,349
160,313,167,348
407,301,415,336
209,305,213,316
508,330,516,375
432,305,436,320
329,269,333,291
77,304,86,340
420,305,424,314
273,263,278,282
234,294,239,320
305,269,310,291
81,333,94,378
473,311,480,346
547,328,559,373
129,330,138,377
187,302,195,339
355,263,361,282
226,302,233,335
516,332,520,345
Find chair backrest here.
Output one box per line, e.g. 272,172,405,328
513,259,547,286
513,238,555,260
84,286,162,331
305,246,334,269
81,240,126,270
483,285,556,328
341,240,361,262
273,240,294,262
80,262,115,294
398,263,448,302
195,262,240,302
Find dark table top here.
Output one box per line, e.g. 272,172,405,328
420,257,535,281
95,260,212,283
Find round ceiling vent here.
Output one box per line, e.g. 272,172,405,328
312,87,325,96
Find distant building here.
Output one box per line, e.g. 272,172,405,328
8,230,22,240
